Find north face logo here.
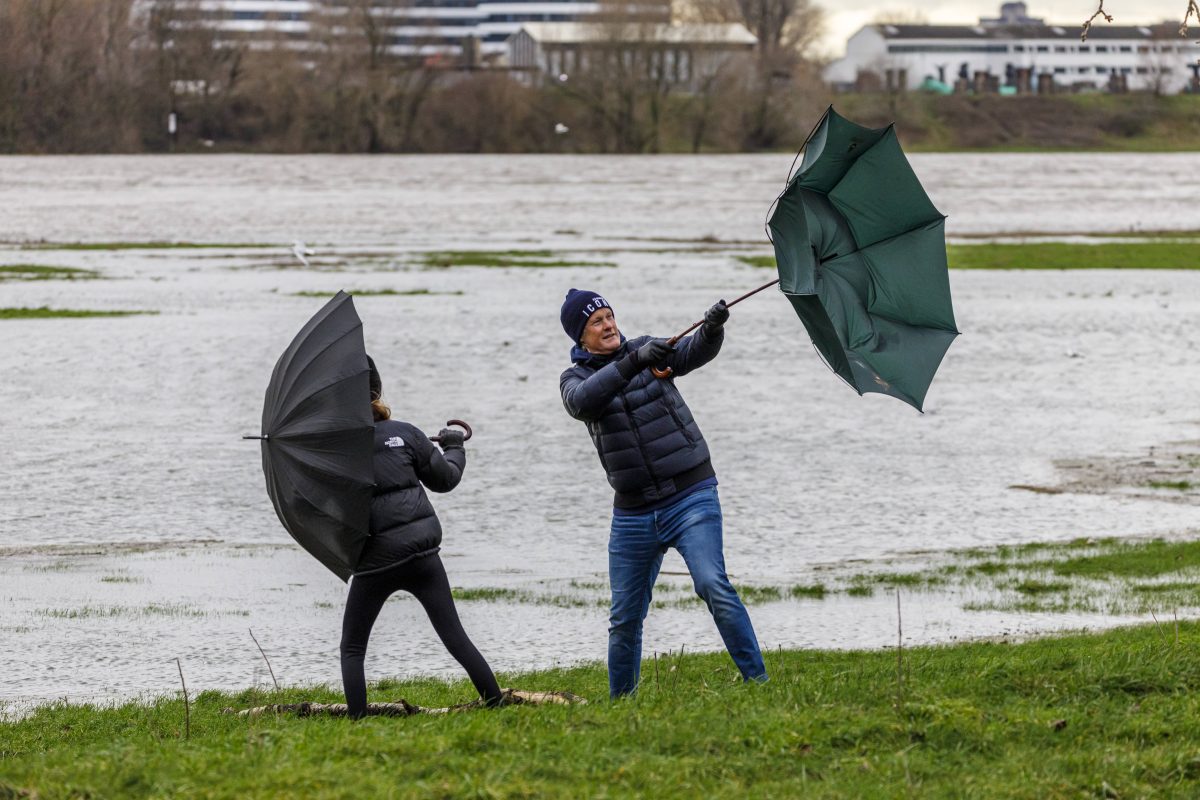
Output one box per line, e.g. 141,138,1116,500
384,436,405,448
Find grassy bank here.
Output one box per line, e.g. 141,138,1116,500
6,624,1200,797
839,93,1200,152
738,240,1200,270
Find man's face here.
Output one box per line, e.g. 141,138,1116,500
579,307,621,355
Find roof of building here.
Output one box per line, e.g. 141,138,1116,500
515,22,757,46
871,22,1187,41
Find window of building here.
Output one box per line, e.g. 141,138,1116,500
1079,66,1091,73
1095,65,1107,73
1079,45,1090,52
1053,66,1066,73
1054,45,1066,52
1119,45,1132,52
1096,45,1108,52
1036,45,1048,52
1136,66,1148,73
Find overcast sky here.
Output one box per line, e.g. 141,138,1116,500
820,1,1194,57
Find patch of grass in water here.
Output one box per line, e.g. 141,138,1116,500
36,603,209,619
734,585,784,604
1010,579,1073,596
1038,539,1200,580
23,561,80,573
739,243,1200,271
860,571,946,588
0,307,156,319
1148,480,1193,491
289,289,463,298
22,242,275,251
846,585,874,597
949,242,1200,270
1130,581,1200,594
0,265,101,281
420,250,616,269
567,579,606,591
451,587,596,608
789,583,828,599
99,575,144,584
965,560,1015,576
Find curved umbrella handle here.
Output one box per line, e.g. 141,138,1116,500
429,419,473,443
650,333,686,379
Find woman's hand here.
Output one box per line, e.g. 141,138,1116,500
437,428,466,449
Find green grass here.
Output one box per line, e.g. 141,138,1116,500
948,242,1200,270
9,625,1200,797
738,241,1200,271
1149,480,1194,491
289,289,464,298
0,307,156,319
420,250,616,269
1035,539,1200,580
0,264,100,280
34,603,245,619
98,575,143,584
20,242,275,251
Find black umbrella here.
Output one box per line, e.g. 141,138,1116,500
248,291,374,582
246,292,475,581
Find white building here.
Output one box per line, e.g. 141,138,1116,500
144,0,666,59
507,22,755,87
825,2,1200,94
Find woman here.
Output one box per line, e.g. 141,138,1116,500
339,356,503,718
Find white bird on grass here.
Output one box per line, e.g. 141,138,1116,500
554,123,569,135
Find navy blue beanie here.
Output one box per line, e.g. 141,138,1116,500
560,289,611,343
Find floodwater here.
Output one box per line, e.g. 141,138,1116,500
2,153,1200,714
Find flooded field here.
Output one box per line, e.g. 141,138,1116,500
2,153,1199,713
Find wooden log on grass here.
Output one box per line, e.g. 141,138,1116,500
224,689,587,718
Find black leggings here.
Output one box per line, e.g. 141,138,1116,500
340,553,502,718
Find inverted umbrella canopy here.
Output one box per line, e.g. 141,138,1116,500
254,291,374,582
767,107,959,411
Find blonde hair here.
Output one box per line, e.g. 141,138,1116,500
371,396,391,422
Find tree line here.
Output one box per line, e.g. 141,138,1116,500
0,0,828,154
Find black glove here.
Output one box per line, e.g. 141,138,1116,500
618,338,674,379
703,300,729,332
633,338,674,368
437,428,465,449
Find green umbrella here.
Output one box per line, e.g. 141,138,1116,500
766,106,959,411
653,107,957,411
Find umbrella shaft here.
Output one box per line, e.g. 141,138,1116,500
666,278,781,345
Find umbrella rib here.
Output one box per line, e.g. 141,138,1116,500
269,324,367,424
265,293,350,410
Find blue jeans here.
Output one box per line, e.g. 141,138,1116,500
607,487,766,697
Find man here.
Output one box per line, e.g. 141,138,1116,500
558,288,767,697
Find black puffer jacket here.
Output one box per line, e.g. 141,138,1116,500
353,419,465,576
560,326,722,509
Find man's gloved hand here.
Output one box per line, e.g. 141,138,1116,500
437,428,465,449
703,300,729,331
633,338,674,368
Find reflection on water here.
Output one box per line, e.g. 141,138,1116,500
0,153,1198,709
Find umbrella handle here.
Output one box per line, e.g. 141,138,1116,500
430,419,473,443
650,332,688,379
651,278,782,380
